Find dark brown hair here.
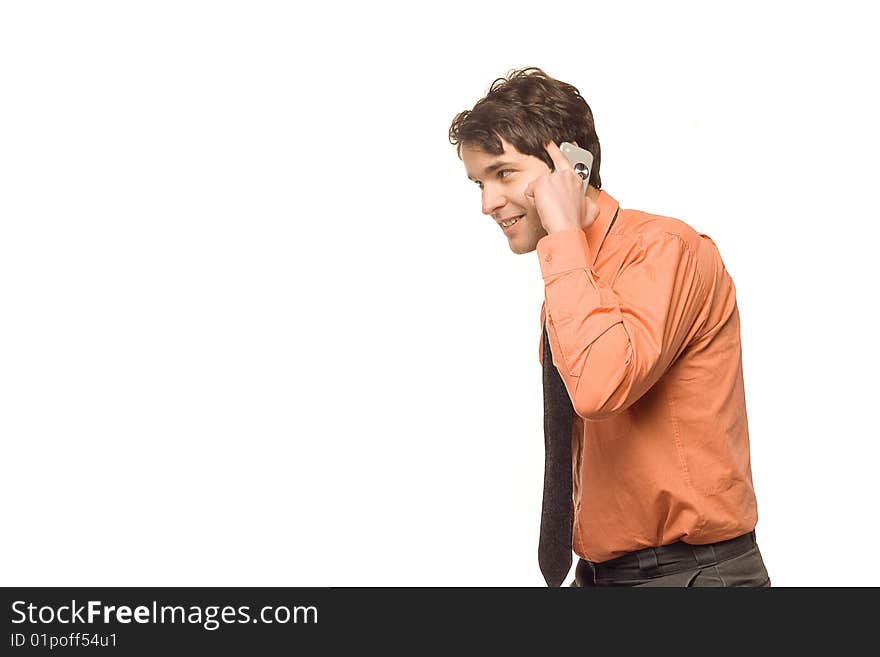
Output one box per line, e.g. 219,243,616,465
448,67,602,188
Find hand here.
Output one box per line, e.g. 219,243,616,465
524,141,599,234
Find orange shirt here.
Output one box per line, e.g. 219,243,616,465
537,189,758,563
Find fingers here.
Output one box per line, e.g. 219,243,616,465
544,140,573,172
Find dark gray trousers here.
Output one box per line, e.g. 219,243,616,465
571,532,771,587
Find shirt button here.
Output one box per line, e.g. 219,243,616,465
544,254,552,262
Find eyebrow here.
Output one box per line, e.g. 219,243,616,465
467,160,517,182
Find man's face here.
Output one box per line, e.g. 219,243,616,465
461,137,552,254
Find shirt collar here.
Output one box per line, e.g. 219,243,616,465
583,189,620,266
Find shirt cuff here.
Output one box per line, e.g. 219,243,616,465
536,229,591,278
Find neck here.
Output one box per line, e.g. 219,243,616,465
586,185,600,202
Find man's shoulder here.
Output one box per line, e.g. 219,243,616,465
615,206,706,257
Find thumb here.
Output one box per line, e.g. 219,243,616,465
524,182,536,208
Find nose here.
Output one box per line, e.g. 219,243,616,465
481,183,506,217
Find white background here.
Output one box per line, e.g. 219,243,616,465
1,1,878,587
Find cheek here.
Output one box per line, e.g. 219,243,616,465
513,184,532,208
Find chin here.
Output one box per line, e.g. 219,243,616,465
508,239,538,255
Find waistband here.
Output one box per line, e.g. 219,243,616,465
580,531,757,583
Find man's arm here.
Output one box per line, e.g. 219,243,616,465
538,228,708,420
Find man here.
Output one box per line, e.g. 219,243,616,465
448,67,770,587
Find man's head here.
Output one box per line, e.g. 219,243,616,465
449,67,602,254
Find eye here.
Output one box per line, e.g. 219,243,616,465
498,169,514,179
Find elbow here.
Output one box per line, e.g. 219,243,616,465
573,397,625,421
576,407,615,421
571,343,647,420
571,375,631,420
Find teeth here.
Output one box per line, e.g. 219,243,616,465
501,215,522,228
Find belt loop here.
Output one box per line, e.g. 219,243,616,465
575,559,597,587
693,543,717,567
637,547,660,573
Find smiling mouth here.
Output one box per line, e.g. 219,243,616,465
500,215,523,229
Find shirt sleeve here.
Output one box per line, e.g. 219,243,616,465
537,227,707,420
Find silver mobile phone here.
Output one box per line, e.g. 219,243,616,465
560,142,593,193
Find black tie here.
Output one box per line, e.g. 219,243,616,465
539,323,574,587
